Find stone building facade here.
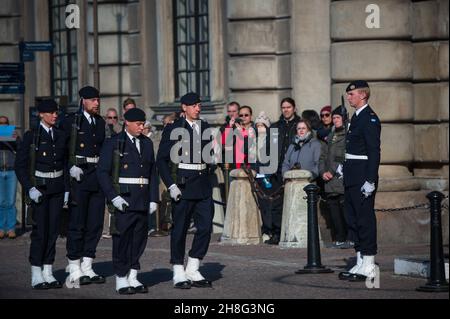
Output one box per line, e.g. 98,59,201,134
0,0,448,243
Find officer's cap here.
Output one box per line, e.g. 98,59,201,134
79,86,100,99
180,92,201,106
37,99,58,113
346,80,369,92
124,107,146,122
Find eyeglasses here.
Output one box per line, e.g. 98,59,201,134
320,113,331,118
107,116,118,119
239,114,250,117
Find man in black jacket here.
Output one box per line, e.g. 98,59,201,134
61,86,107,286
97,108,159,294
157,92,214,289
264,97,301,244
15,99,69,289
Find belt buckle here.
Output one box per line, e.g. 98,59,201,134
139,177,144,185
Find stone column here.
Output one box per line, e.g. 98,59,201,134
291,0,331,113
279,169,321,248
220,169,262,245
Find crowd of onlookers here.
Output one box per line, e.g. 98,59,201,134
1,96,351,248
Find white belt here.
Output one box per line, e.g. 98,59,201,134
345,153,368,160
178,163,207,171
118,177,149,185
35,170,63,178
76,155,99,163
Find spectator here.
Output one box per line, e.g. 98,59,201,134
162,112,179,127
104,107,122,138
220,102,241,169
122,98,137,114
264,98,301,245
234,106,256,169
281,119,321,179
317,105,333,142
0,116,18,239
253,112,274,241
319,105,351,248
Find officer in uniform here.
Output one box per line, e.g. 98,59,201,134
157,92,214,289
338,80,381,282
15,99,69,289
62,86,106,285
97,108,159,295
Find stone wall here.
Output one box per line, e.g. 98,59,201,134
330,0,449,194
227,0,292,120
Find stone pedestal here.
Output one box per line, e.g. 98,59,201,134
211,167,225,234
220,169,262,245
279,169,321,248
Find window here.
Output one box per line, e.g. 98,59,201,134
49,0,78,105
173,0,210,101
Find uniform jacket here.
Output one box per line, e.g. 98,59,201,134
15,126,69,194
61,112,105,191
319,127,346,194
97,131,159,211
343,105,381,187
157,117,213,200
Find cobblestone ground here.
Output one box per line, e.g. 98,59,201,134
0,231,448,300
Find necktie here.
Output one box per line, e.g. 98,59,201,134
48,128,54,141
89,116,96,129
132,137,140,154
192,122,199,135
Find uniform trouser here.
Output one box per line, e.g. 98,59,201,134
112,210,148,277
66,189,105,260
170,197,214,265
327,194,347,242
29,192,64,266
344,185,377,255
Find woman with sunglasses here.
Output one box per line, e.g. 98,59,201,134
234,106,256,169
281,119,321,179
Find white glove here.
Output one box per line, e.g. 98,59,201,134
29,187,43,203
361,181,376,198
70,165,84,182
168,184,182,202
336,164,343,178
149,202,158,215
112,196,129,212
64,192,70,206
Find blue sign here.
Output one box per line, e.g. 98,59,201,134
21,41,53,52
0,74,23,83
0,63,24,73
0,84,25,94
22,51,35,62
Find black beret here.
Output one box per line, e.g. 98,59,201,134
37,99,58,113
332,105,348,122
346,80,369,92
180,92,201,105
79,86,100,99
124,107,146,122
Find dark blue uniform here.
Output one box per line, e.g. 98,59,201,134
343,105,381,256
15,125,69,266
97,131,159,277
157,118,214,265
61,113,106,260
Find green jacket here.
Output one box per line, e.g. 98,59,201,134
319,127,346,195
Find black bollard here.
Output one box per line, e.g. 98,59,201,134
150,206,169,237
295,184,333,274
416,191,449,292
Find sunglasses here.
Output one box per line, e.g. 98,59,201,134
320,113,331,118
239,114,250,117
107,116,118,119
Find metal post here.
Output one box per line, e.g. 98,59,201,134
416,191,449,292
296,184,333,274
150,206,168,237
93,0,100,89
